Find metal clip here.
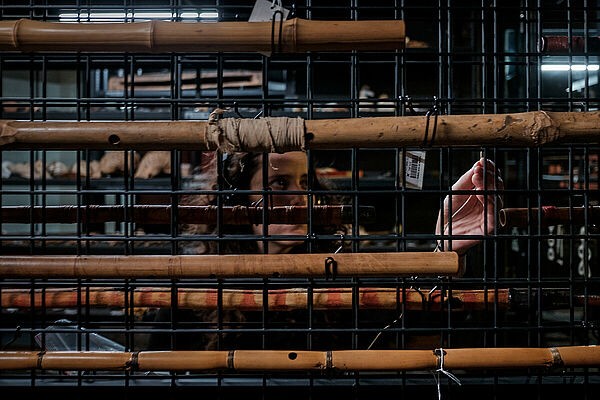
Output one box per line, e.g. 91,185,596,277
423,97,439,147
271,10,284,54
324,256,337,280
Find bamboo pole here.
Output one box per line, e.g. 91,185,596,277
499,206,600,228
0,205,374,225
0,19,405,53
540,36,600,53
1,111,600,151
0,252,459,279
0,287,509,311
0,346,598,371
3,287,596,311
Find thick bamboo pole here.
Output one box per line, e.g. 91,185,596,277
1,111,600,151
499,206,600,228
0,205,374,225
0,19,405,53
305,111,600,148
0,347,598,371
0,252,459,279
0,287,509,311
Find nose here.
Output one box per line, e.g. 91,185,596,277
289,193,307,206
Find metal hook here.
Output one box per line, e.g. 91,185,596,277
401,95,417,115
409,285,428,311
324,256,338,280
232,102,244,118
423,96,439,147
271,10,284,54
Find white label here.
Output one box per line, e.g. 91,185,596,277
249,0,289,22
404,150,426,189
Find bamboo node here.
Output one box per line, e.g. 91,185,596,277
12,19,23,49
529,111,560,145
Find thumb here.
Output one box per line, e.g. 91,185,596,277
451,163,476,191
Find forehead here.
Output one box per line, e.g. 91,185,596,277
263,152,307,173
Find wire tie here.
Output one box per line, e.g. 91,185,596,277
126,351,139,371
426,286,439,312
549,347,564,367
433,348,461,400
324,256,337,280
334,233,345,254
227,350,235,369
367,312,404,350
36,350,45,370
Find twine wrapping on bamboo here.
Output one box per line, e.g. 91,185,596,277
0,287,511,312
204,113,305,153
0,205,374,225
499,206,600,228
1,346,598,371
2,111,600,150
0,252,459,279
0,18,405,53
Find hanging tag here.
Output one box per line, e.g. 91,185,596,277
249,0,289,22
404,150,426,190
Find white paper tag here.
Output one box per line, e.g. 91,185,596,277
249,0,289,22
404,150,426,189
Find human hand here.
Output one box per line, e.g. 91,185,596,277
435,158,504,255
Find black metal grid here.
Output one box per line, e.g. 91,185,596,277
1,0,600,398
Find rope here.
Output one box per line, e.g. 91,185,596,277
205,113,305,153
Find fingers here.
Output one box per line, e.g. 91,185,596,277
472,158,503,207
451,162,476,191
472,158,503,190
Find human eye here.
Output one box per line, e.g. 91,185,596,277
300,176,308,190
269,176,289,190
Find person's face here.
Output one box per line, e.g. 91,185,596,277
248,152,308,254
